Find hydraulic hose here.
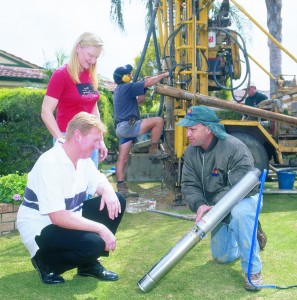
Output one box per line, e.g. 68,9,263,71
133,0,161,82
211,27,250,91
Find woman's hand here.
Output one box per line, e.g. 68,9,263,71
98,139,108,162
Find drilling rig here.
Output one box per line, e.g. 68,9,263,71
128,0,297,201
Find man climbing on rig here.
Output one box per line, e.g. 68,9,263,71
113,64,169,197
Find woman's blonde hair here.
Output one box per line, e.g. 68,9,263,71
67,32,104,88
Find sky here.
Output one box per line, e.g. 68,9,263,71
1,0,297,91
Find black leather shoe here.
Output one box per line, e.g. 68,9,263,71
31,256,65,284
77,262,119,281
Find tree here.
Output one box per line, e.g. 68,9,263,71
133,39,161,114
110,0,125,31
110,0,147,31
43,49,67,83
265,0,282,94
109,1,283,96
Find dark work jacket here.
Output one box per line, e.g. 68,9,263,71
182,135,259,213
245,91,268,107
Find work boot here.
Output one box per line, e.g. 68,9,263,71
117,182,139,198
149,144,168,160
257,220,267,250
244,272,263,291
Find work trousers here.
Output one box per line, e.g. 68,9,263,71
34,193,126,274
210,194,262,275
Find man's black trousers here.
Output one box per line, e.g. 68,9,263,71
34,193,126,274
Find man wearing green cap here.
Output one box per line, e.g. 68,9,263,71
177,105,267,291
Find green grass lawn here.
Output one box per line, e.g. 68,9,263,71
1,193,297,300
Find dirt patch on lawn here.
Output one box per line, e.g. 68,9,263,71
108,175,188,212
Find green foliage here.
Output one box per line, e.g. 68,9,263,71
0,88,52,176
217,109,242,120
134,40,158,78
98,87,118,152
0,172,27,205
214,77,233,100
0,87,118,202
0,88,44,121
43,49,68,83
133,39,163,115
212,0,253,44
0,87,118,176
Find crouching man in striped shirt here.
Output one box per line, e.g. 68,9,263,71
17,112,125,284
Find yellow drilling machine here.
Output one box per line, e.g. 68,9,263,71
127,0,297,201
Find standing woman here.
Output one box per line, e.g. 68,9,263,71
41,32,108,167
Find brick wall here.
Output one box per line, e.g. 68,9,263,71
0,203,19,235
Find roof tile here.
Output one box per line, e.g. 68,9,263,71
0,65,44,79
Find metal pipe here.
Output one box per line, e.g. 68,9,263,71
248,53,276,80
133,0,161,82
154,84,297,126
149,209,195,221
138,168,261,293
230,0,297,64
269,164,278,173
263,189,297,194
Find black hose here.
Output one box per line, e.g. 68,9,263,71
211,27,250,91
149,0,164,117
162,21,188,74
133,0,161,82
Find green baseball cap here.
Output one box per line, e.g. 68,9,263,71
176,106,227,140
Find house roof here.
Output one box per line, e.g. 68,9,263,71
0,65,44,80
0,49,116,91
0,49,45,87
100,79,117,92
0,49,43,69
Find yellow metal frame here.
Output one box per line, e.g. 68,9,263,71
158,1,211,158
221,120,279,149
221,120,283,164
157,1,245,158
156,0,297,176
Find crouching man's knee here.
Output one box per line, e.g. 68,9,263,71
212,253,237,264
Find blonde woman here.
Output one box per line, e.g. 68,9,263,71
41,32,107,167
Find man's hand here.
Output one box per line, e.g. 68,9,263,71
97,225,117,251
144,71,170,88
99,188,121,220
195,204,213,224
49,210,116,251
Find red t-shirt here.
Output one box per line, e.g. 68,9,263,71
46,64,100,132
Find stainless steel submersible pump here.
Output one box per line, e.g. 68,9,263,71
138,168,261,292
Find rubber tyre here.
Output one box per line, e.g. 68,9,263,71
230,132,269,173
